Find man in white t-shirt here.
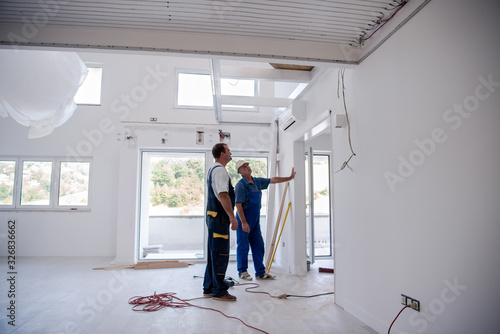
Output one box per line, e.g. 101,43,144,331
203,143,238,301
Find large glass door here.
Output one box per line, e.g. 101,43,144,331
138,151,206,260
305,148,315,263
305,151,332,262
311,154,332,257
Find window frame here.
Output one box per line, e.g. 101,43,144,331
174,68,213,110
18,158,55,209
74,64,103,106
305,151,333,259
0,159,17,209
174,68,258,111
138,149,208,261
0,156,92,211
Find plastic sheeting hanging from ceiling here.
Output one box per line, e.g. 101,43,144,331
0,49,88,138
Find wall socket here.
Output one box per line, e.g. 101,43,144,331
218,130,230,143
401,294,420,312
196,130,204,145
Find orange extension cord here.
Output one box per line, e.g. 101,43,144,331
128,282,289,334
128,281,334,333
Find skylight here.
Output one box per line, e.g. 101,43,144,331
177,72,213,107
74,67,103,105
176,72,256,109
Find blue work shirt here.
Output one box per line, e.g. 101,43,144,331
235,177,271,214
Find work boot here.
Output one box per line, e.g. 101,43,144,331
212,293,237,301
239,271,252,281
256,273,276,280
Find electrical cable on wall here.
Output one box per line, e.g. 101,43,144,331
387,305,409,333
350,0,408,47
336,68,356,173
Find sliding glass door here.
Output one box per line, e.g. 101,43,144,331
306,152,332,262
138,151,206,260
138,150,268,261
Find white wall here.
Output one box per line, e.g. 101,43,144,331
278,1,500,332
0,109,119,256
274,66,346,275
331,1,499,333
0,51,272,258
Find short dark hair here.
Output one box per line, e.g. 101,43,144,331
212,143,227,159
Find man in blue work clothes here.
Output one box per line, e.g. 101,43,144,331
234,160,295,281
203,143,239,301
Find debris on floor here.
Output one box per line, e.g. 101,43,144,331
93,260,196,270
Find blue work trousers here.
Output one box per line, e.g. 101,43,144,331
236,190,266,277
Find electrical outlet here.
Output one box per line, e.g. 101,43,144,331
196,130,204,145
401,294,420,312
218,130,230,143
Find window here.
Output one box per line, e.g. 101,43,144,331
20,160,53,206
221,79,256,110
221,79,255,97
74,66,103,105
177,73,213,107
58,162,91,206
0,160,16,206
0,157,91,211
176,70,256,110
138,151,206,260
137,150,269,261
305,153,332,258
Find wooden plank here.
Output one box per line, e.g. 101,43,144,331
267,202,292,273
93,260,195,270
134,261,189,270
137,260,196,265
93,265,134,270
266,181,289,272
136,260,180,264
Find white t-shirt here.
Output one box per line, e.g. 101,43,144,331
210,162,229,201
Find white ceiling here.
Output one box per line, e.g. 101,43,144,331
0,0,430,125
0,0,430,63
0,0,400,44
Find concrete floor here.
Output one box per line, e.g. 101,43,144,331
0,257,376,334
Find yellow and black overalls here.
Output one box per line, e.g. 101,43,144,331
203,165,235,297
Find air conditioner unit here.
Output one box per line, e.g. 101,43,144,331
280,115,297,131
278,100,306,132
